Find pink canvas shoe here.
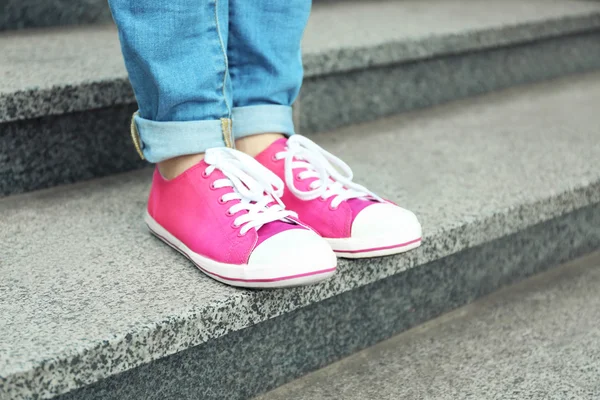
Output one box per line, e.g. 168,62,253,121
255,136,422,258
145,147,337,288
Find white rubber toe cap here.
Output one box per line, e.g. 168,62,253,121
248,229,337,275
352,203,422,243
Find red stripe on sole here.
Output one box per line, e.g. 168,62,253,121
149,228,336,283
333,238,422,254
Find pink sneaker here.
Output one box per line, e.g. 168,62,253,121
255,136,422,258
145,147,337,288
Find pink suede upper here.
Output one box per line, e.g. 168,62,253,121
148,161,302,265
255,138,376,239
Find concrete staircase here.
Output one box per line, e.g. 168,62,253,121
1,1,600,399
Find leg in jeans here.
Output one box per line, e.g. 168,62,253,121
227,2,424,258
227,0,311,156
108,0,233,169
108,0,337,288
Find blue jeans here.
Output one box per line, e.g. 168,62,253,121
108,0,311,163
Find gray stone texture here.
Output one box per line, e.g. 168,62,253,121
299,32,600,133
1,72,600,399
0,0,344,31
2,0,600,123
0,25,130,123
54,208,600,400
0,104,144,196
302,0,600,77
258,251,600,400
4,30,600,195
0,0,113,31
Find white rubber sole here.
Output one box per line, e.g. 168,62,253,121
326,237,422,258
145,212,336,289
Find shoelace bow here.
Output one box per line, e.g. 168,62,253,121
275,135,384,209
204,148,296,235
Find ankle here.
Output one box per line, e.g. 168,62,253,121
235,133,285,158
157,153,205,180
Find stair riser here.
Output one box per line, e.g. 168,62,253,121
0,104,144,197
0,0,112,31
53,203,600,400
2,31,600,196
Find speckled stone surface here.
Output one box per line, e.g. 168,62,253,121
2,0,600,123
1,72,600,399
0,0,346,31
258,251,600,400
4,31,600,196
55,209,600,400
0,0,112,31
0,104,144,196
299,31,600,133
302,0,600,77
3,0,600,196
0,25,131,123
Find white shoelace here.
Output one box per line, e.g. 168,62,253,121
204,147,296,235
274,135,384,209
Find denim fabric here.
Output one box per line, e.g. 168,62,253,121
109,0,310,163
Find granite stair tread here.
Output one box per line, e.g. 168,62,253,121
2,72,600,399
256,251,600,400
2,0,600,123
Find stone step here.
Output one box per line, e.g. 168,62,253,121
0,0,339,31
0,0,112,31
2,0,600,195
257,251,600,400
1,72,599,400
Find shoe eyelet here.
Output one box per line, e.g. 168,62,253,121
202,170,209,178
318,197,327,202
237,231,247,237
271,155,279,162
231,221,240,230
209,182,217,190
295,174,303,181
226,210,233,217
329,203,339,211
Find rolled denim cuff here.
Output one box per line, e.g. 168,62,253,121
134,114,228,163
232,105,296,139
